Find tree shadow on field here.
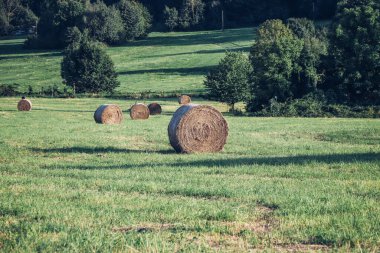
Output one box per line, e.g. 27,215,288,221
140,46,251,59
118,66,212,76
32,108,94,113
0,41,62,57
116,29,254,48
165,152,380,167
42,152,379,170
31,146,175,155
0,52,63,60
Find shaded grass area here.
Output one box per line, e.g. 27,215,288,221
0,28,255,95
0,97,379,252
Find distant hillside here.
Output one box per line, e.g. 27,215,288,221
0,28,255,97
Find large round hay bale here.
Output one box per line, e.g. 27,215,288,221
17,97,32,111
148,103,162,115
130,103,150,120
178,95,191,105
94,104,123,124
168,104,228,153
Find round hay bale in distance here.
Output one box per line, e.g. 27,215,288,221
148,103,162,115
94,104,123,124
178,95,191,105
168,104,228,153
17,97,32,111
130,103,150,120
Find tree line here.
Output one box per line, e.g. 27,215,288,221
1,0,152,49
154,0,338,31
205,0,380,115
1,0,339,40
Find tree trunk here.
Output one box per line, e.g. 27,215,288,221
229,103,235,113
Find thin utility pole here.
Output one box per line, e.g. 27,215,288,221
221,9,224,31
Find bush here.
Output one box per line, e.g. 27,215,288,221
253,92,380,118
27,85,33,96
204,51,252,111
0,83,20,96
61,36,120,94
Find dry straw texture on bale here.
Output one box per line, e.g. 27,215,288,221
148,103,162,115
178,95,191,105
94,104,123,124
168,104,229,153
130,103,150,120
17,99,32,111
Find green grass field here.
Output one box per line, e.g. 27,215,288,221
1,27,379,252
0,97,379,252
0,28,254,95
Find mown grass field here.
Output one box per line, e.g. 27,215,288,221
0,28,254,95
0,97,379,252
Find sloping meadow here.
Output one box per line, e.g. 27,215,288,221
0,28,255,96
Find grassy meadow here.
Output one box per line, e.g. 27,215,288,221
0,28,254,95
1,27,380,252
0,97,379,252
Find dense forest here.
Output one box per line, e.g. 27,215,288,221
1,0,338,37
142,0,338,29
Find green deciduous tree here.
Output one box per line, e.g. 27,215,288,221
287,18,316,38
179,0,205,29
83,1,125,45
247,19,303,111
204,51,252,111
25,0,87,49
287,18,328,97
163,5,178,31
0,0,37,35
61,34,120,94
1,0,20,25
328,0,380,105
0,4,8,35
117,0,151,40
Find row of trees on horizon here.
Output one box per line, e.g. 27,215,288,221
1,0,339,44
